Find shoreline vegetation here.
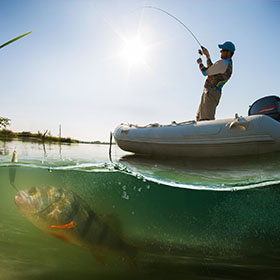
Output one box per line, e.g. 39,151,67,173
0,118,111,145
0,129,110,145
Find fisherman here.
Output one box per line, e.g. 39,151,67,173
196,41,235,121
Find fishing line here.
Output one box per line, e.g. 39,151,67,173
142,6,203,50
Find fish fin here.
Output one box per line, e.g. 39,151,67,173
50,221,75,229
51,233,70,243
89,249,108,267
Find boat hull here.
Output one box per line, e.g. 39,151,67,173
114,115,280,157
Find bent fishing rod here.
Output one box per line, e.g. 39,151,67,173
142,6,204,55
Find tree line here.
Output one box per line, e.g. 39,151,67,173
0,117,77,143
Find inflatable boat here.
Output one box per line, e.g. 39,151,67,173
113,96,280,157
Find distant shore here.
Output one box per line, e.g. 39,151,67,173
0,129,111,145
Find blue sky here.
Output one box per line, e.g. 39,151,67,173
0,0,279,141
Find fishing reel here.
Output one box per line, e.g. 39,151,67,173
198,46,206,56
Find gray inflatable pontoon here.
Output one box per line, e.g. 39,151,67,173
114,115,280,157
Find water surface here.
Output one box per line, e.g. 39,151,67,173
1,140,280,279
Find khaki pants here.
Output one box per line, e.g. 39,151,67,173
196,88,222,121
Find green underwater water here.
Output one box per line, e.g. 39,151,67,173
1,140,280,279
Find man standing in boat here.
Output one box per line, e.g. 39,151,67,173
196,41,235,121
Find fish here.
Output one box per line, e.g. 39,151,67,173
14,186,137,265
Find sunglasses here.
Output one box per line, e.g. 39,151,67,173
220,49,229,52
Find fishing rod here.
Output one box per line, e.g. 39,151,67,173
142,6,204,54
0,31,33,49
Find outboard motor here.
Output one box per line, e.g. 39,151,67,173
248,95,280,121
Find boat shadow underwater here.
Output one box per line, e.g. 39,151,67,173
115,152,280,278
118,151,280,189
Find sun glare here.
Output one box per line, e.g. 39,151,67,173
120,37,148,66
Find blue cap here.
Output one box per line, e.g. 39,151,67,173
218,41,235,53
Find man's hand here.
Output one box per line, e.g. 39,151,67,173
197,58,202,64
201,46,210,58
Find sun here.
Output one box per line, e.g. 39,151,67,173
120,36,148,66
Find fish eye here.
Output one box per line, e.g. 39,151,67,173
28,187,37,195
